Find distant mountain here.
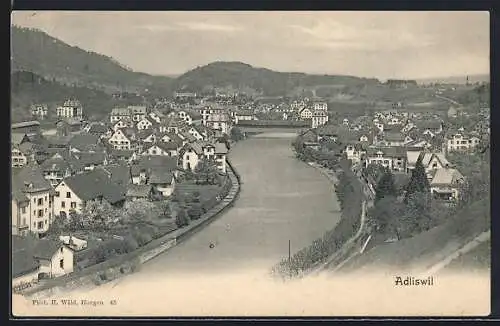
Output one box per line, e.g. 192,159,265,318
172,61,381,96
10,71,143,123
415,74,489,85
10,25,173,96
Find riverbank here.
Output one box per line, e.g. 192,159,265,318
22,159,241,299
271,145,365,278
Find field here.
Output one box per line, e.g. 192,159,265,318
339,198,490,272
442,239,490,272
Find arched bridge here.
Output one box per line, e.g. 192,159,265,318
235,120,310,135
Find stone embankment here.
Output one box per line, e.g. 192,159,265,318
23,159,241,298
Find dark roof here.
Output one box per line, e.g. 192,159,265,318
137,156,178,171
366,146,407,158
62,169,126,204
33,239,63,260
99,164,131,187
12,121,40,129
45,135,72,147
149,170,174,184
384,132,405,142
155,142,179,152
12,165,52,193
126,184,153,198
12,236,40,277
109,149,135,159
215,142,228,154
69,133,100,150
11,133,28,145
88,124,109,135
416,120,442,130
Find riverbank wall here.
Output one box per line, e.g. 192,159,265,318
271,145,368,278
22,159,241,298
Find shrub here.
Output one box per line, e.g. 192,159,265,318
175,209,190,227
187,204,203,220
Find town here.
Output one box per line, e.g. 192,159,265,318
12,80,490,291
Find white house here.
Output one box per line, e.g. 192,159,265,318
313,102,328,112
108,129,132,150
299,107,313,120
214,143,228,173
56,99,83,119
430,168,465,201
35,241,74,278
30,104,49,120
112,119,133,131
110,107,132,123
446,133,481,152
12,145,28,168
136,117,154,130
12,166,54,237
311,111,329,129
53,170,126,218
129,105,148,122
206,112,231,134
180,142,205,171
142,142,178,157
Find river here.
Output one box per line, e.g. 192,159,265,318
39,134,343,315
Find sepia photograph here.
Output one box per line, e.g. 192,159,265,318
10,11,490,317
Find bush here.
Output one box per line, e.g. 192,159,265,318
187,204,203,220
175,209,190,228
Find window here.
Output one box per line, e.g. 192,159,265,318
45,195,47,201
33,198,36,203
38,198,43,205
61,201,66,208
45,220,47,225
59,259,64,269
37,221,43,229
38,209,43,217
186,155,190,160
60,247,63,253
33,210,36,216
66,192,71,198
70,202,77,209
21,207,26,214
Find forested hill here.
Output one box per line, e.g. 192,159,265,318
11,25,173,95
172,61,381,96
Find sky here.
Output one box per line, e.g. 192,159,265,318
11,11,490,80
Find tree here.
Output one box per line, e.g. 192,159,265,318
404,156,430,203
368,195,403,239
187,204,203,220
194,157,218,185
175,209,189,227
80,200,117,229
230,127,244,142
123,199,161,223
400,192,433,237
375,168,397,204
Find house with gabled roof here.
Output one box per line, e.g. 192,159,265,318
108,129,133,150
179,141,205,171
53,169,126,218
12,144,28,168
430,167,465,201
11,165,54,237
136,117,159,131
142,142,179,157
12,235,74,291
364,146,407,172
110,107,132,123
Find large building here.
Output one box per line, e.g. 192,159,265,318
56,99,83,119
11,166,54,237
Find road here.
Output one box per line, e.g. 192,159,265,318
70,134,342,295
